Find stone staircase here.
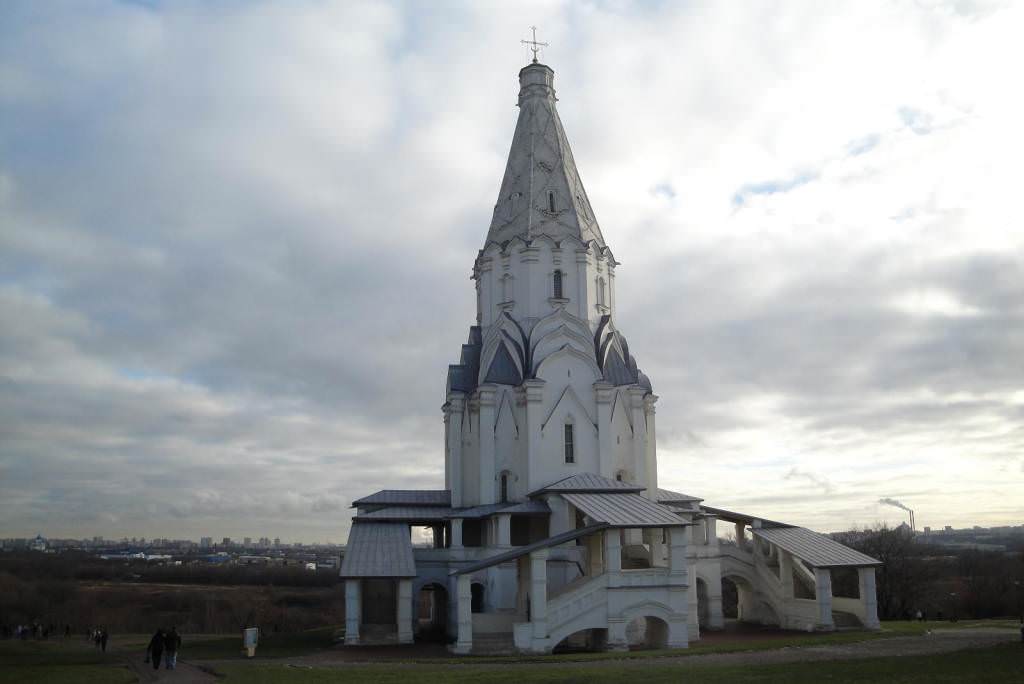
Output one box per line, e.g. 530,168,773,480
832,610,863,630
471,632,517,655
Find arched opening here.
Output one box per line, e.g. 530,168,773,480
470,582,485,613
552,627,608,653
696,577,710,629
499,472,509,503
553,270,564,299
625,615,669,650
416,583,448,641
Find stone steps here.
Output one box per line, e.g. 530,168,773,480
471,632,517,655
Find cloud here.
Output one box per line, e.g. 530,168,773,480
1,1,1023,541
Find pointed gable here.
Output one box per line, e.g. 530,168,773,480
486,63,605,249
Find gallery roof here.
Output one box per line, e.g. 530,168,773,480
753,526,882,568
352,489,451,508
530,472,645,496
562,491,689,528
339,522,416,578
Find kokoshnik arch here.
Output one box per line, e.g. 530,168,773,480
339,58,882,655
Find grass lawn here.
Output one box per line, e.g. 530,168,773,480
0,664,135,684
214,642,1024,683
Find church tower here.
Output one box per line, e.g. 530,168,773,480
444,62,658,507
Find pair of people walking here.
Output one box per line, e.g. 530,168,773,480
145,627,181,670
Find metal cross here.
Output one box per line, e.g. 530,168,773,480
521,26,548,64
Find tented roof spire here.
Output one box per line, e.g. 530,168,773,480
485,63,606,249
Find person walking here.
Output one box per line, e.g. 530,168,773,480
146,629,164,671
99,627,108,653
164,626,181,670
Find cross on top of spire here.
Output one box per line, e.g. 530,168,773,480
521,26,548,64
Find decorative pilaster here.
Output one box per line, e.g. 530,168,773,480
521,379,546,491
643,394,659,496
594,382,614,477
446,394,465,507
627,387,649,497
477,386,497,505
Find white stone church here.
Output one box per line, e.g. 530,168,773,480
340,59,881,655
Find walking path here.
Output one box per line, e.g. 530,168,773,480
124,652,217,683
260,627,1017,672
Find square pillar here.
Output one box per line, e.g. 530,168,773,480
344,579,361,645
397,579,413,644
814,568,835,630
446,395,465,507
603,528,622,574
706,516,719,551
497,513,512,548
735,522,746,550
779,551,795,600
530,548,549,652
669,526,688,580
450,518,464,550
453,574,473,654
606,618,628,651
858,567,880,629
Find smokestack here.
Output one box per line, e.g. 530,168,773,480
910,510,915,532
879,497,915,531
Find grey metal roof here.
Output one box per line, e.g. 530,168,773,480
355,506,454,522
700,505,788,528
352,489,451,507
656,488,702,504
531,473,645,496
340,522,416,578
562,492,689,528
753,526,882,568
454,500,551,519
452,524,608,576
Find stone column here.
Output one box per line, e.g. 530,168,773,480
687,569,700,639
858,567,880,629
497,513,512,548
594,382,614,477
453,574,473,654
707,561,725,629
606,618,628,651
344,579,361,645
397,579,413,644
779,551,795,600
603,527,622,574
814,568,835,630
735,522,746,550
706,516,719,551
530,548,549,653
446,394,465,507
669,527,688,581
478,386,497,505
586,530,603,576
450,518,464,550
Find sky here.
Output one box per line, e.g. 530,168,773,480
1,1,1022,543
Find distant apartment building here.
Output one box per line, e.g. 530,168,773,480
200,537,212,549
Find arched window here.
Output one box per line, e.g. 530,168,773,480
500,472,509,503
564,423,575,464
553,270,564,299
548,191,556,212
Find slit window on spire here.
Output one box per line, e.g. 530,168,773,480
553,269,564,299
564,423,575,464
548,191,556,213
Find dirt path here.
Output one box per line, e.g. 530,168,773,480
125,652,218,683
262,627,1018,672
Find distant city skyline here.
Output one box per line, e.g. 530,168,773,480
1,2,1022,542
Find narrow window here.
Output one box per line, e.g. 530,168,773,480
500,473,509,503
564,423,575,464
598,277,606,306
548,191,556,212
553,270,563,299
